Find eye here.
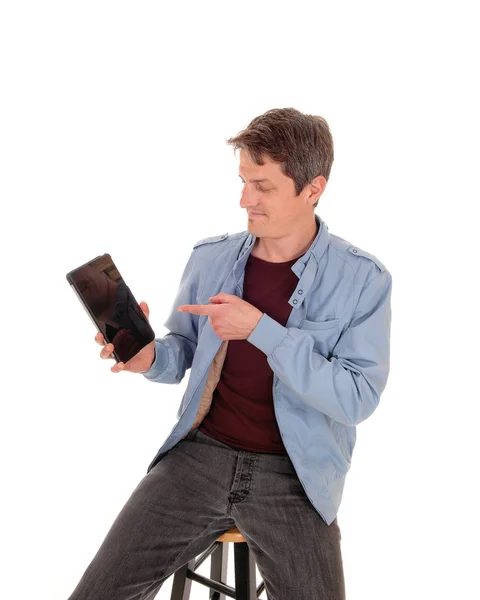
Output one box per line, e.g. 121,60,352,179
238,178,270,192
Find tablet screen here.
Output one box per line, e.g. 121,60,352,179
67,254,155,364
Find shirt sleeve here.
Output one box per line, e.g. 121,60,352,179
142,249,201,384
247,270,393,426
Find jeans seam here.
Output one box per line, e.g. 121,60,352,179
161,516,226,582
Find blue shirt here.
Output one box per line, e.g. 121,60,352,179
142,213,392,525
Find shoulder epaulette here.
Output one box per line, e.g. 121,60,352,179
193,232,229,249
347,245,386,273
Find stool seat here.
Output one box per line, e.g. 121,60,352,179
216,526,245,543
170,525,265,599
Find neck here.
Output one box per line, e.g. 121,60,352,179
252,216,319,263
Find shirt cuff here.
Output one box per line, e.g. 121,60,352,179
141,341,169,379
247,313,289,356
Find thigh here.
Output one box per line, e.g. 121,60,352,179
68,432,236,600
232,454,346,600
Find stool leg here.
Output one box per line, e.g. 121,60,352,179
170,557,195,600
234,542,257,600
209,542,229,600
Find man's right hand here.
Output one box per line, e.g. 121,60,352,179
95,301,155,374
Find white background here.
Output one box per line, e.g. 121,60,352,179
1,1,478,599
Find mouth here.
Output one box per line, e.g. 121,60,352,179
248,212,265,218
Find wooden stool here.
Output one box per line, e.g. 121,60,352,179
170,526,265,599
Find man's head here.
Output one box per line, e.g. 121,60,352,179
226,107,334,235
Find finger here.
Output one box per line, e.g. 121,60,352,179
100,343,114,359
95,332,106,346
140,301,149,319
178,305,208,315
111,362,125,373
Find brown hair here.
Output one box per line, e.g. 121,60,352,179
225,107,334,209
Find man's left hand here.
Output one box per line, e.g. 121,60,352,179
178,292,263,341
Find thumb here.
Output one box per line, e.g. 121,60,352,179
140,301,150,320
209,292,232,303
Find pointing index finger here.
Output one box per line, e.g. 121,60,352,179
177,304,211,315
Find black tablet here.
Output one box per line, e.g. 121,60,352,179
66,253,155,364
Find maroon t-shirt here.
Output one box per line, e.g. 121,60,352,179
199,251,303,454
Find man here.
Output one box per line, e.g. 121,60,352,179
68,107,392,600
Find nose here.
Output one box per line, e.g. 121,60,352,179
239,187,262,211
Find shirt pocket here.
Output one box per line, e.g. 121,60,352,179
300,317,340,357
301,317,339,330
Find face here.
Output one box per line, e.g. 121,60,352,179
238,149,325,236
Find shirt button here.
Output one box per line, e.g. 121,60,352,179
298,289,303,295
293,299,298,305
352,248,358,253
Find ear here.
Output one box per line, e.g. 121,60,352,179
309,175,327,204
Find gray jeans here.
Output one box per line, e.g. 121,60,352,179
67,428,346,600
